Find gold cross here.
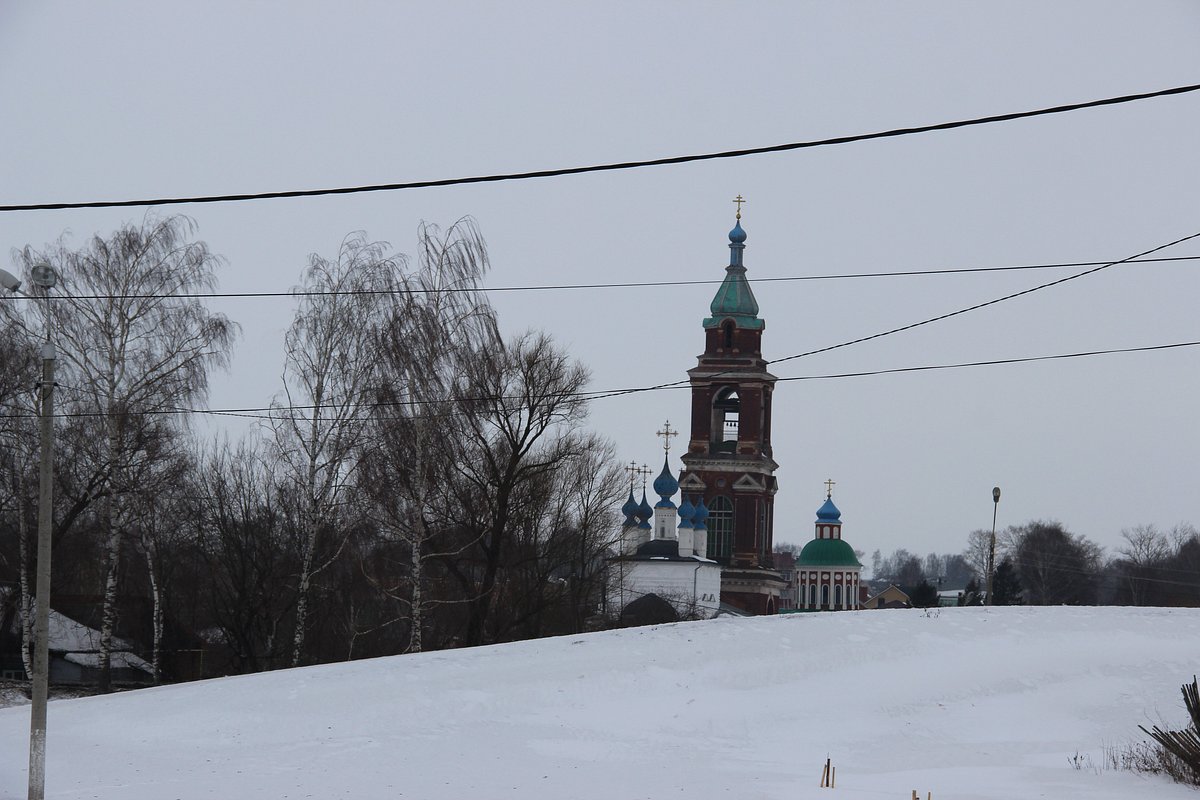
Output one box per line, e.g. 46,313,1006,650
824,478,836,499
656,420,678,454
733,194,746,220
637,463,653,490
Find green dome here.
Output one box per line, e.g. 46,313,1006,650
796,538,861,567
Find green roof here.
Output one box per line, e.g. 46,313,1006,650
796,538,861,568
702,265,763,330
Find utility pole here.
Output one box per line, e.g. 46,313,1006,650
28,336,54,800
3,262,59,800
985,486,1001,606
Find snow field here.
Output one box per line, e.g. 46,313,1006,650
1,606,1198,799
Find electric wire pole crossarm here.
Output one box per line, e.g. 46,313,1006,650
2,263,59,800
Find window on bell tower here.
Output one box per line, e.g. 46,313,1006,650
707,496,733,562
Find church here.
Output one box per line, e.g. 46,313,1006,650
610,202,789,617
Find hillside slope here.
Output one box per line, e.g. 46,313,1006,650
2,606,1198,799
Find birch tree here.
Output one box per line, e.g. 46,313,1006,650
271,233,403,667
358,220,497,653
13,215,236,691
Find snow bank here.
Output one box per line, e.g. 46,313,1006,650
1,606,1197,799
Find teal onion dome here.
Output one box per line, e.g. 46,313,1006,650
816,497,841,523
677,495,695,529
691,497,709,529
652,456,679,500
621,490,639,526
728,220,747,244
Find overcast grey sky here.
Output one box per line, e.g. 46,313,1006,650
2,2,1199,561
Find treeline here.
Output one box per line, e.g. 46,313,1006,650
870,520,1200,607
0,216,625,689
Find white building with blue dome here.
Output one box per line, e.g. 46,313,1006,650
608,454,722,620
795,488,863,611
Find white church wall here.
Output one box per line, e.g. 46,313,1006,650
609,560,721,620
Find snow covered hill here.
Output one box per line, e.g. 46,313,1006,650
2,606,1198,799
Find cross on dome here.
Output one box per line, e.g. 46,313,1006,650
732,193,746,220
824,478,836,499
656,420,678,454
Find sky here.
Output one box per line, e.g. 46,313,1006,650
1,2,1199,560
3,606,1200,798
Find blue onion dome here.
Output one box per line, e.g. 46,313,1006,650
729,219,747,244
816,497,841,523
621,490,639,526
637,516,652,531
652,456,679,500
677,495,696,529
691,497,709,529
637,491,654,522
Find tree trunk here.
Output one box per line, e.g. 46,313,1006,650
97,417,122,694
143,532,163,682
290,500,319,667
17,472,33,680
409,529,424,654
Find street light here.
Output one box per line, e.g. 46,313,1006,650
985,486,1001,606
5,263,57,800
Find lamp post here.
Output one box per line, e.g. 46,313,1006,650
3,263,58,800
985,486,1001,606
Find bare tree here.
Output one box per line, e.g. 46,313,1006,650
358,220,497,653
12,215,235,691
1011,521,1103,605
440,330,593,647
1115,524,1172,606
196,438,296,673
270,233,403,667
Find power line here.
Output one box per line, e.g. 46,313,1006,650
3,338,1196,421
0,254,1196,303
2,83,1197,212
578,227,1200,401
770,229,1200,366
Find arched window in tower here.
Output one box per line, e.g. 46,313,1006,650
722,320,734,349
808,584,817,607
712,387,740,452
835,584,843,608
707,495,734,562
821,584,830,608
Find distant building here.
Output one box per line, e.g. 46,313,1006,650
794,488,863,611
774,551,798,611
0,593,153,685
863,585,912,610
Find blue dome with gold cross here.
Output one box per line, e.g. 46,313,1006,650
653,456,678,506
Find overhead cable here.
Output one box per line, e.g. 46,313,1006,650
2,83,1197,212
2,339,1196,421
0,254,1196,303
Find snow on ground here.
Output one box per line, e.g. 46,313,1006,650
1,606,1198,799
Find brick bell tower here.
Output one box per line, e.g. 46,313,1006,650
678,199,785,614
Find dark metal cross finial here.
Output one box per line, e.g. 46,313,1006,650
733,194,746,220
624,460,642,492
656,420,678,454
824,478,836,499
637,463,653,491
